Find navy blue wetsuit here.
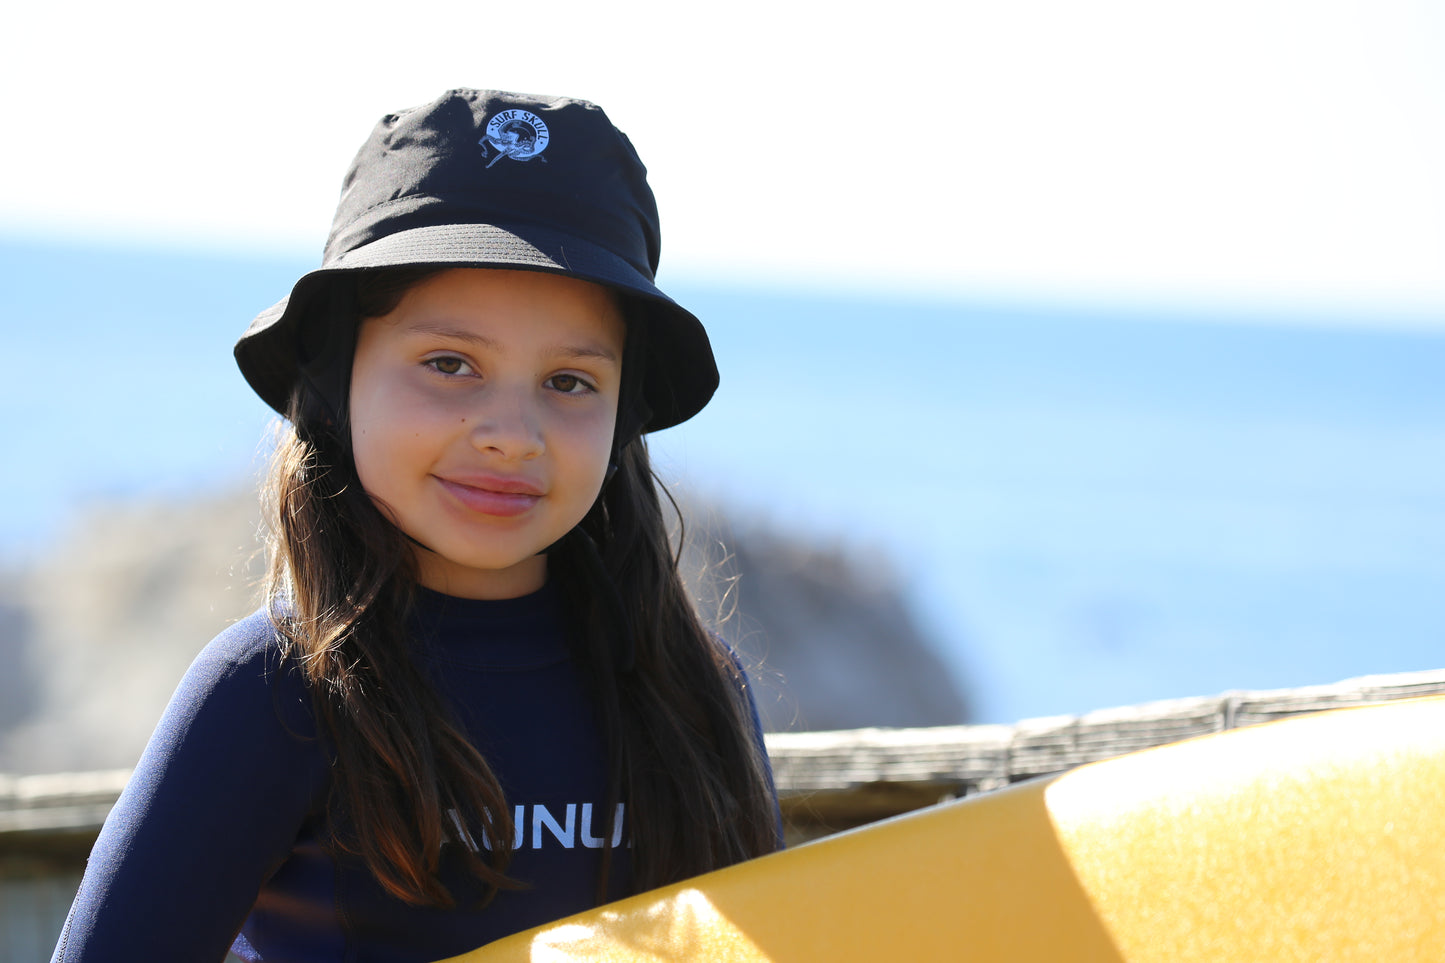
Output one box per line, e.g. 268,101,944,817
52,582,778,962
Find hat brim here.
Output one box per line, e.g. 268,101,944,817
234,222,718,433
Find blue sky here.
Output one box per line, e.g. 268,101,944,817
5,0,1444,318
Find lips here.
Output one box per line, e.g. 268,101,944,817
435,474,543,517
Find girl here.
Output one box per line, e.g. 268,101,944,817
53,89,783,962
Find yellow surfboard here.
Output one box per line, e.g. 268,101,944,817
439,696,1445,962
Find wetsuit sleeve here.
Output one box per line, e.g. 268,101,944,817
725,646,786,850
51,613,328,963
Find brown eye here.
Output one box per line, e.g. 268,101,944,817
428,356,467,375
548,374,597,395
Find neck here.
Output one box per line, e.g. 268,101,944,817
412,551,549,600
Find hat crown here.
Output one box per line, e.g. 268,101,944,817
324,89,661,280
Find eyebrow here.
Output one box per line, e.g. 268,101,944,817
402,320,620,364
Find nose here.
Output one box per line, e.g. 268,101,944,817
467,384,544,460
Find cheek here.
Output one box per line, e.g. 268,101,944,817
561,412,619,490
349,417,398,502
348,384,424,496
349,422,386,491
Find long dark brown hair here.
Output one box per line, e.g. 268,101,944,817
263,268,779,906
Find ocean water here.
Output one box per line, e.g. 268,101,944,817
4,236,1443,722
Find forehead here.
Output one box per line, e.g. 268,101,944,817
376,267,626,349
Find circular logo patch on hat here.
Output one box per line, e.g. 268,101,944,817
480,109,550,167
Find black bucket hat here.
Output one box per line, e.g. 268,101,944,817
234,88,718,433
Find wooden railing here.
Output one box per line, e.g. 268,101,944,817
6,667,1445,849
766,667,1445,841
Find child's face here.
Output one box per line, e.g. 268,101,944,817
349,268,625,599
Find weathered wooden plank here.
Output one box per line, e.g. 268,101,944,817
766,725,1012,793
769,668,1445,831
1230,669,1445,728
7,669,1445,842
0,770,131,839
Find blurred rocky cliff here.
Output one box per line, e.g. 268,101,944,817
0,490,969,774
